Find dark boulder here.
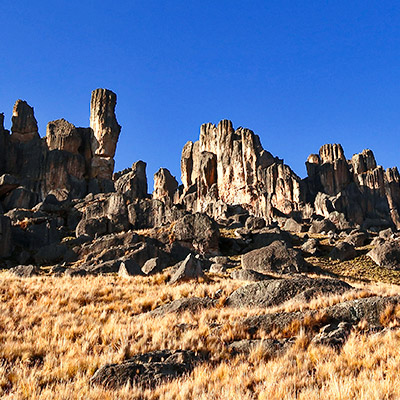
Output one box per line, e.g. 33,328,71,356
9,264,40,277
148,297,215,317
0,216,12,258
329,242,357,261
230,269,273,282
245,216,266,231
226,277,352,308
75,216,109,238
34,243,77,265
241,240,304,274
242,296,400,335
309,219,336,234
172,213,219,256
90,350,205,389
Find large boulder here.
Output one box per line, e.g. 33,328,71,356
226,277,352,308
309,218,336,234
148,297,214,317
90,350,205,389
241,240,304,274
76,216,109,238
242,296,400,334
169,254,205,284
230,269,273,282
329,242,357,261
368,241,400,269
172,213,219,255
301,238,319,256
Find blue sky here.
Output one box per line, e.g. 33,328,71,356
2,1,400,189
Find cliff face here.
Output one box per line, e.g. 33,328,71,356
0,89,120,210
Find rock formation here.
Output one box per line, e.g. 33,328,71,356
10,100,40,142
90,88,121,180
153,168,178,204
306,144,400,229
1,87,400,273
0,88,121,212
180,120,305,221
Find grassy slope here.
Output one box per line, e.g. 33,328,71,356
1,270,400,399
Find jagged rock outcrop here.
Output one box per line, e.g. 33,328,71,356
0,89,121,213
114,161,148,202
10,100,40,142
180,120,305,221
306,144,400,229
153,168,178,203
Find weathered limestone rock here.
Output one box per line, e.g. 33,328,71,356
10,100,39,142
90,89,121,179
90,88,121,157
169,254,205,284
368,241,400,270
153,168,178,203
115,161,148,202
241,240,304,274
306,144,351,196
306,144,400,228
226,277,352,308
172,213,220,255
180,120,304,220
46,119,82,154
385,167,400,228
0,114,8,173
90,350,204,389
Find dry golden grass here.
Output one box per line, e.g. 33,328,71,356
1,270,400,399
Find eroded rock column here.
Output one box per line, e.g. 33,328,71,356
10,100,40,143
90,89,121,180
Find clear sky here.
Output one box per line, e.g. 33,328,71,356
2,1,400,189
